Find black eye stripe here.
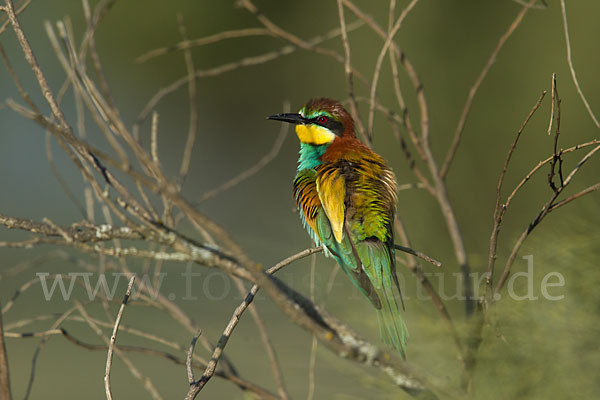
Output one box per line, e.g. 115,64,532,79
325,119,344,136
310,116,344,136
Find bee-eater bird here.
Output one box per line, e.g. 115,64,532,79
268,98,408,356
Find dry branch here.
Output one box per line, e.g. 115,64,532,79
105,276,136,400
3,321,278,400
367,0,420,140
495,142,600,293
50,327,281,400
335,0,367,143
186,331,202,384
137,28,274,63
197,103,290,203
559,0,600,128
75,301,164,400
0,302,12,400
342,0,427,161
394,244,441,268
485,91,547,300
441,0,538,179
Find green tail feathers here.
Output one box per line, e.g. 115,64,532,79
315,212,408,355
358,238,409,357
376,282,409,358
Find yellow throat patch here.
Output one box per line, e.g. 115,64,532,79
296,124,335,145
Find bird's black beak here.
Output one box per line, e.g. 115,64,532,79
267,113,305,125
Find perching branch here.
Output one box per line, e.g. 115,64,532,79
394,244,442,268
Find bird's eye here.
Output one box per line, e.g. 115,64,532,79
317,116,327,124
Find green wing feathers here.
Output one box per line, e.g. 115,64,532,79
316,212,382,309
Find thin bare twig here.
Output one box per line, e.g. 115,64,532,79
474,90,553,392
548,76,564,192
186,247,322,400
547,73,556,135
197,102,289,203
394,244,441,268
355,96,434,194
485,91,546,299
105,276,136,400
237,0,364,81
177,13,198,184
186,331,202,384
76,301,164,400
423,145,473,315
0,41,37,111
233,277,290,400
1,274,71,315
367,0,420,140
135,19,364,127
342,0,427,159
511,0,547,9
559,0,600,128
46,131,89,217
504,139,600,209
548,182,600,211
495,142,600,293
137,28,273,63
115,262,243,382
0,0,30,36
307,251,318,400
336,0,367,143
0,302,12,400
441,0,537,179
79,0,118,111
22,306,79,400
48,326,280,400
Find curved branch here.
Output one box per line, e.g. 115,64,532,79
440,0,537,179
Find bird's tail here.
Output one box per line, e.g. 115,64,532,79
324,220,408,356
376,278,409,358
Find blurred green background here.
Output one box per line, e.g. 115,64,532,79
1,0,599,399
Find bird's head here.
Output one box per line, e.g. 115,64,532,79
268,98,355,145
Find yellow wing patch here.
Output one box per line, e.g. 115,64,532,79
316,169,345,243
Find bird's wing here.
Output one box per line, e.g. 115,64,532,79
350,163,404,309
315,166,345,243
349,161,407,353
314,163,382,309
314,208,382,309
